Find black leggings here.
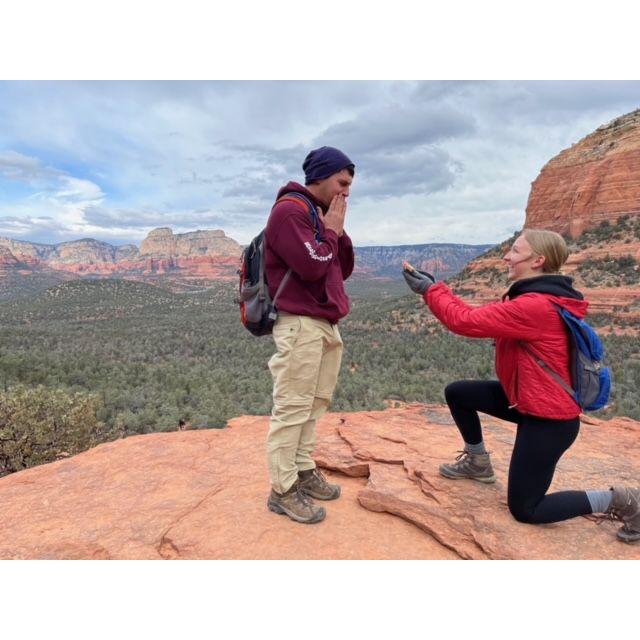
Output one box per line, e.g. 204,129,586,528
444,380,592,524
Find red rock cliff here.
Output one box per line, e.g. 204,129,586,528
526,109,640,237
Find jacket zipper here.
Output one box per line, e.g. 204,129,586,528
509,359,519,409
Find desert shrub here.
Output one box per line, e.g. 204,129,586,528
0,385,105,476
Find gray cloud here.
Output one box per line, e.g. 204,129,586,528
221,164,289,200
0,150,63,184
356,147,459,198
221,143,304,174
220,135,461,202
506,81,640,115
425,81,640,129
313,105,476,155
83,205,234,229
0,214,63,240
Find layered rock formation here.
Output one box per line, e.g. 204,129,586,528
50,239,128,265
139,228,241,258
0,245,20,268
0,237,53,263
527,109,640,237
353,243,492,280
0,228,497,298
1,405,637,560
0,228,243,290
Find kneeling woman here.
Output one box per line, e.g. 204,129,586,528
402,229,639,543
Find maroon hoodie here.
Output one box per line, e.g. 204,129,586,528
264,182,354,323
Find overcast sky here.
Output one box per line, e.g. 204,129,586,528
1,80,639,248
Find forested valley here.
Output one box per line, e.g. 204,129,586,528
1,276,638,475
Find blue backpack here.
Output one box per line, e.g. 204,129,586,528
521,303,612,411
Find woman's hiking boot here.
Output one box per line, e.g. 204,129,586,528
267,481,326,524
298,467,341,500
604,487,640,543
439,450,496,484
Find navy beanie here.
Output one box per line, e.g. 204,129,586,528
303,146,354,184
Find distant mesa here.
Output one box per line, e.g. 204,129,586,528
139,228,241,259
0,227,244,288
353,243,492,280
0,224,493,296
115,244,139,261
0,237,53,261
50,239,124,265
0,245,20,266
0,227,243,265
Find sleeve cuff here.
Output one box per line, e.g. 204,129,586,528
323,228,340,247
338,231,353,246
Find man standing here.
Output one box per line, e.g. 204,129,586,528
264,146,355,524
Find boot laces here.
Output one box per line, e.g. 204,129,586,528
312,468,327,483
589,511,619,526
451,450,472,470
301,468,329,488
294,484,313,507
589,490,639,526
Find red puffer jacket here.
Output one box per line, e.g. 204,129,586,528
425,276,589,420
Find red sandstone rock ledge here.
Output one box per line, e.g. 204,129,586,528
1,405,638,560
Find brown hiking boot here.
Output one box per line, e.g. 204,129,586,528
267,481,326,524
605,487,640,543
439,450,496,484
298,467,341,500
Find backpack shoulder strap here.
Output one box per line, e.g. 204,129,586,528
274,192,323,242
272,269,291,307
266,192,321,310
519,340,576,400
258,228,291,308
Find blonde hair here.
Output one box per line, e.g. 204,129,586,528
522,228,569,273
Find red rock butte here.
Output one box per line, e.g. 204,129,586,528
526,109,640,237
452,109,640,329
1,405,639,560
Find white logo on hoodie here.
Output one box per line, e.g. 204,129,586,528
304,241,332,262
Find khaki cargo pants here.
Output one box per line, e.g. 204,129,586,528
267,312,343,494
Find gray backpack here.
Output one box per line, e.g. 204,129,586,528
238,193,320,336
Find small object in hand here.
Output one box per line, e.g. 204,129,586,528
402,262,436,295
403,260,418,274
